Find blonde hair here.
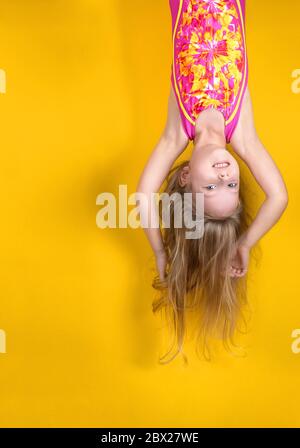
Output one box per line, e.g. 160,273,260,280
152,159,260,365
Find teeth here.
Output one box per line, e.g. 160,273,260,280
213,162,229,168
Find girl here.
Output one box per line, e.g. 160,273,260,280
136,0,288,364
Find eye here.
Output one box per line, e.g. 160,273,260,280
205,185,216,190
228,182,238,188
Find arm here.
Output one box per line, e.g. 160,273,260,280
230,87,289,251
136,86,189,272
238,139,288,250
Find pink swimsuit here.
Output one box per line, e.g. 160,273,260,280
169,0,248,143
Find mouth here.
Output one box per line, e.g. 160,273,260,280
212,161,230,168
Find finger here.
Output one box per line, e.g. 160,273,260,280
230,267,246,278
231,265,240,271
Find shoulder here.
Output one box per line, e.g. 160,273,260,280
229,86,260,160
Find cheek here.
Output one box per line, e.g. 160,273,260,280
231,158,240,174
193,163,211,182
192,173,209,191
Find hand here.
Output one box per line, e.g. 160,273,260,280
155,250,167,281
228,242,250,278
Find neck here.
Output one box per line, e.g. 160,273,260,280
193,126,226,152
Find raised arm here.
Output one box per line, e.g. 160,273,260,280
136,86,189,278
229,87,288,274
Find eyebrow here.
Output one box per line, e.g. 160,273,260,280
204,190,239,198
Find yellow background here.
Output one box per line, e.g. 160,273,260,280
0,0,299,427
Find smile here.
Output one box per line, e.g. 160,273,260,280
213,162,230,168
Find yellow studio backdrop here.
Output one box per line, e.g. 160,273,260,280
0,0,299,428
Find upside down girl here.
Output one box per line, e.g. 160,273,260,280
136,0,288,364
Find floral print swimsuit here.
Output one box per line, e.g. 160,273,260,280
169,0,248,143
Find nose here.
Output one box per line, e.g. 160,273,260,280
218,171,230,179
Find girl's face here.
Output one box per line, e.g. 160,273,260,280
189,147,240,218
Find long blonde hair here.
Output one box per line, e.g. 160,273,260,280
152,159,260,365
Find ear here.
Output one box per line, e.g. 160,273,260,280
178,165,190,187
